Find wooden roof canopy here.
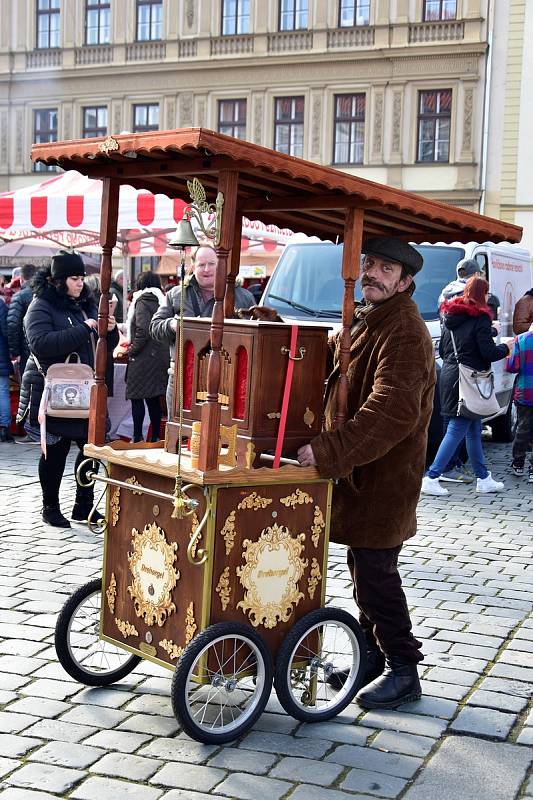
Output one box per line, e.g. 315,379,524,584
32,127,522,245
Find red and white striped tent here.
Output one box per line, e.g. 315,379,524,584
0,171,295,261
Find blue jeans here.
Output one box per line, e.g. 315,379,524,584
427,416,489,479
0,375,10,427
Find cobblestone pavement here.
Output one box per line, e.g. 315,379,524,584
0,439,531,800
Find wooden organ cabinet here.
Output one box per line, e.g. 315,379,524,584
165,318,329,466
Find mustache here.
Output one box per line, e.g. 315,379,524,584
361,278,385,291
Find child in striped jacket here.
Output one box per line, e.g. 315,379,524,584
505,325,533,482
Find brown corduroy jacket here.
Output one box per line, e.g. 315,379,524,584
311,291,436,550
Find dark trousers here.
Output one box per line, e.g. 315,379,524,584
512,404,533,466
347,546,422,663
39,438,96,508
131,397,162,442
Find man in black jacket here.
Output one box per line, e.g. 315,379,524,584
7,263,36,376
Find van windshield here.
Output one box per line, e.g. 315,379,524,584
263,243,465,321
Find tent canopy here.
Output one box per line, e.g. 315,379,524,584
30,127,522,245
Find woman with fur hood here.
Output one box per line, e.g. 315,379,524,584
125,271,169,442
17,253,118,528
422,276,512,496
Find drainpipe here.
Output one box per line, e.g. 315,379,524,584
479,0,495,215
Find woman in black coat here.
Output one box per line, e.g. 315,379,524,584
17,253,118,528
422,277,511,497
125,271,169,442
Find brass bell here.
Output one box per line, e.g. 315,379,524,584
168,218,200,249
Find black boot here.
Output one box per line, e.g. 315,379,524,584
71,495,104,525
356,655,421,710
327,641,386,691
42,505,71,528
0,426,15,442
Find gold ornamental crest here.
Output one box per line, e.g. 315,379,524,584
127,522,180,626
237,523,307,629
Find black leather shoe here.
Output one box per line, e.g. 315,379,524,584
327,647,386,691
0,426,15,442
42,506,71,528
356,656,421,709
71,503,104,525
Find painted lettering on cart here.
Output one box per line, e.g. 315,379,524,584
141,564,165,580
257,568,290,578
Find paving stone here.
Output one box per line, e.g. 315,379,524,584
516,728,533,746
296,721,372,745
150,762,226,792
340,766,407,797
6,697,70,718
60,704,131,728
251,711,299,734
397,695,458,719
72,687,136,708
450,707,517,739
0,789,62,800
478,676,532,698
0,656,46,675
0,712,38,734
0,756,20,777
138,738,217,763
0,734,42,758
420,679,471,701
288,787,378,800
327,743,422,778
270,755,344,785
6,763,85,793
117,713,180,737
238,730,332,758
27,741,105,769
92,752,162,781
402,736,532,799
158,793,227,800
70,775,163,800
208,746,277,774
213,773,292,800
424,666,480,686
360,710,447,738
74,728,152,753
371,730,436,758
467,689,528,713
22,719,97,743
19,678,79,701
489,663,533,682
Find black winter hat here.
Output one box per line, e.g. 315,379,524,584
362,237,423,275
51,252,86,280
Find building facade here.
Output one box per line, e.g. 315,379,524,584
0,0,493,218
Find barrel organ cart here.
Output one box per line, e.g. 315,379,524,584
32,129,520,743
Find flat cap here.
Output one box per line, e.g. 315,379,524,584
362,236,423,275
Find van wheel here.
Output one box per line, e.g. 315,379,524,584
490,400,517,443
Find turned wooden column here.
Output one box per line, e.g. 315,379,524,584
88,178,120,445
198,170,239,471
333,207,364,429
224,211,242,318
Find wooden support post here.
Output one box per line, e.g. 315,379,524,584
88,178,119,445
334,207,364,429
198,169,239,471
224,211,242,318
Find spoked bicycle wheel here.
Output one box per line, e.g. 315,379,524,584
274,607,366,722
55,578,141,686
171,622,273,744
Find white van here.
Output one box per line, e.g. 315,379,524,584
261,241,532,443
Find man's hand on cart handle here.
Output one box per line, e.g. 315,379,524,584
297,444,317,467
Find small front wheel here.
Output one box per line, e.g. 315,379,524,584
274,607,366,722
55,579,141,686
171,622,273,744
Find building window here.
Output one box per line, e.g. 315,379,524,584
82,106,108,138
339,0,370,27
218,100,247,139
136,0,162,41
333,94,365,165
279,0,308,31
423,0,457,21
33,108,58,171
36,0,60,49
222,0,250,34
417,89,452,162
133,103,159,132
85,0,110,45
274,96,304,157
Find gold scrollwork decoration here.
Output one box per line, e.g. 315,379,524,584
307,558,322,600
125,476,143,495
237,524,307,629
311,505,325,548
115,617,138,638
216,567,231,611
220,509,236,556
110,487,120,527
106,572,117,613
159,639,183,660
280,489,313,509
185,601,197,645
245,442,256,469
127,522,180,627
238,492,273,511
188,512,200,559
98,135,119,154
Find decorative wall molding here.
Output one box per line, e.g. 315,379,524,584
0,110,8,171
372,91,384,160
253,96,263,144
391,90,403,157
166,97,176,130
461,87,474,158
186,0,194,28
179,92,193,126
15,109,23,167
311,95,322,158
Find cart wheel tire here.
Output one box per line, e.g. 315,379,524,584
274,607,366,723
171,622,273,744
55,578,141,686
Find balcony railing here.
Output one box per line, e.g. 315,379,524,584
327,26,375,48
75,45,113,65
267,30,313,52
26,49,62,69
179,39,198,58
126,41,166,61
409,20,465,43
210,34,254,56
